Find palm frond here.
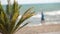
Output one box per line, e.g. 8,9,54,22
0,1,11,33
13,7,35,32
15,22,29,33
6,0,11,15
0,24,7,34
0,1,9,26
0,0,35,34
10,0,20,32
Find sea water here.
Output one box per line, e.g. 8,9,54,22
3,3,60,26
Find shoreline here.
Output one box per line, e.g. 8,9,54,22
26,23,60,27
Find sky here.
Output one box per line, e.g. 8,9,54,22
0,0,60,5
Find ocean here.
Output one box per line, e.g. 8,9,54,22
3,3,60,26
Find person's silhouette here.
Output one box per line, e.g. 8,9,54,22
41,12,45,23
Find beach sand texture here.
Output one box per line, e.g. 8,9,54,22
0,24,60,34
15,24,60,34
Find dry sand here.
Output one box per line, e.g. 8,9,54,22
15,24,60,34
0,24,60,34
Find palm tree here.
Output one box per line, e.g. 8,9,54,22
0,0,34,34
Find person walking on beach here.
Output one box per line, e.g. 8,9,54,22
41,12,45,23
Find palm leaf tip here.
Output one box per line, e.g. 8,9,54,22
17,7,34,25
15,22,29,32
0,0,35,34
13,8,35,32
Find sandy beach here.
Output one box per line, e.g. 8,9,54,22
15,24,60,34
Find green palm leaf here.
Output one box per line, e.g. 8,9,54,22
0,24,7,34
10,0,19,31
14,22,28,33
0,0,35,34
13,7,35,32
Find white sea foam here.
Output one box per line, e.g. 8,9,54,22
27,22,60,26
27,23,42,26
32,13,41,18
31,10,60,18
17,10,60,19
17,10,60,26
45,10,60,15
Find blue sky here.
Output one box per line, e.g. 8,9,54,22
0,0,60,5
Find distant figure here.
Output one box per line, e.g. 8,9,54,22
41,12,45,23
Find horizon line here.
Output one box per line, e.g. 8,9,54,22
1,2,60,5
